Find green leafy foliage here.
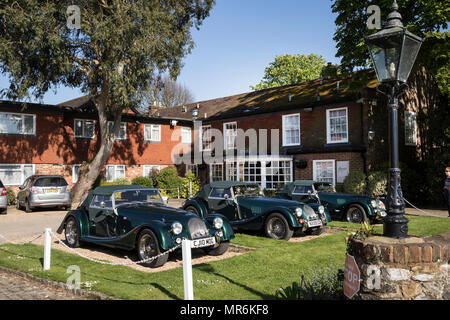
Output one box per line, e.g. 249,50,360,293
367,171,388,197
131,176,154,188
6,187,16,206
181,173,201,198
155,168,183,198
250,53,327,90
100,178,131,186
276,263,344,300
343,171,367,194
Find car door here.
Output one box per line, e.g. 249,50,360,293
207,187,239,221
88,194,117,237
17,177,31,205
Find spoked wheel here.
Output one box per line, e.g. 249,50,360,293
137,229,168,268
65,217,80,248
265,213,294,241
345,204,368,224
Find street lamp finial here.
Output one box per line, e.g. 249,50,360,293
386,0,403,28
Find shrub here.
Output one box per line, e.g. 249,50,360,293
155,168,183,199
181,173,201,198
263,189,276,197
131,176,154,188
367,171,388,197
6,187,16,206
343,171,366,194
276,262,344,300
100,177,131,186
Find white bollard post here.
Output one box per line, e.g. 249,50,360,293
43,228,52,271
182,239,194,300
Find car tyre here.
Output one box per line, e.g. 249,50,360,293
345,204,368,224
204,241,229,256
137,229,168,268
265,212,294,241
25,199,32,213
65,217,80,248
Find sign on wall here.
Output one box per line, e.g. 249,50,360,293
336,161,350,184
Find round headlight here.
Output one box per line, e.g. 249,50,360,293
377,200,386,210
370,200,377,208
213,217,223,229
295,207,302,217
318,205,325,214
171,222,183,235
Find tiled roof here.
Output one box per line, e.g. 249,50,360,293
150,69,378,122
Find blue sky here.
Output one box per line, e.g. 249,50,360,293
0,0,340,105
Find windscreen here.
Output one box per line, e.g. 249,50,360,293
34,177,68,187
113,189,163,206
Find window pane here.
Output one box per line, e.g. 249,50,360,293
23,115,34,134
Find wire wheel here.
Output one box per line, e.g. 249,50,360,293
345,204,367,224
265,213,293,240
65,217,80,248
137,229,168,268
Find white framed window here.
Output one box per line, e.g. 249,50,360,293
223,122,237,150
282,114,301,146
313,160,336,186
0,112,36,135
108,121,127,140
210,163,223,182
106,165,126,182
72,164,81,183
181,127,192,144
405,111,417,146
200,124,212,151
326,107,348,144
264,160,292,189
143,165,160,178
0,164,34,186
144,124,161,142
74,119,95,139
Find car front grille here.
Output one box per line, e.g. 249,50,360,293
188,217,210,239
303,205,319,220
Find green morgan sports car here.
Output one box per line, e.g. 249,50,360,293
57,185,234,268
276,180,387,224
182,181,331,241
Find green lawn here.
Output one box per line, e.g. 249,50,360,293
0,215,449,300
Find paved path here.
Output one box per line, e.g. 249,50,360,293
0,269,85,300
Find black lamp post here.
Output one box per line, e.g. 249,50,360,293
365,0,423,238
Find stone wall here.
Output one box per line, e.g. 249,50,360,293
348,232,449,300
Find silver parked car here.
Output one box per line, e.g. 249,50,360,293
0,180,7,214
16,175,71,212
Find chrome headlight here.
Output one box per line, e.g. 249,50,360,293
370,200,377,208
377,200,386,210
295,207,302,217
318,205,325,214
171,222,183,235
213,217,223,229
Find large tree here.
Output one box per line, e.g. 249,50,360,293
0,0,214,205
250,53,327,91
332,0,449,94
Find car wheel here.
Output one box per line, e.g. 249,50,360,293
265,213,294,241
65,217,80,248
345,204,368,224
185,206,200,216
136,229,168,268
0,208,6,215
25,199,32,213
203,241,229,256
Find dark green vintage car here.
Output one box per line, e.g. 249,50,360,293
183,181,331,241
276,180,386,223
57,185,234,268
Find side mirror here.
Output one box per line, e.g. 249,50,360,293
100,201,105,208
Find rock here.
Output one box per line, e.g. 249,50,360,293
412,274,435,282
385,268,411,281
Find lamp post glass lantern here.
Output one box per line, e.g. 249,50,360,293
365,0,423,238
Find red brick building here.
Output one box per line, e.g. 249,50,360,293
0,98,193,193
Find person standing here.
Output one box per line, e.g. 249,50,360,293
444,167,450,217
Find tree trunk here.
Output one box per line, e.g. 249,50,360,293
70,90,123,208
